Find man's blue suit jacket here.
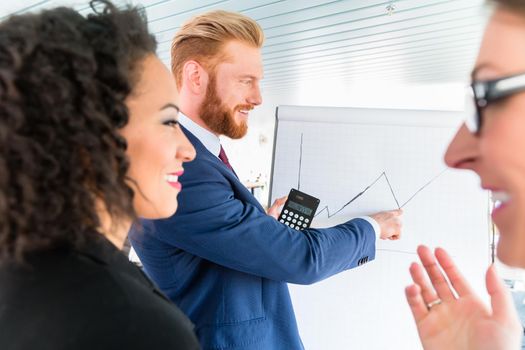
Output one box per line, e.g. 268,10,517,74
129,126,376,350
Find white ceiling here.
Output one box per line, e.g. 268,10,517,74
1,0,489,93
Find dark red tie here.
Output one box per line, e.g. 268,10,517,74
219,145,237,176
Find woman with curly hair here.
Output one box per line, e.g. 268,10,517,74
0,1,199,349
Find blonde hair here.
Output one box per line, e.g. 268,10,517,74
171,10,264,87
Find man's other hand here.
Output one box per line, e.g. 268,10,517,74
267,196,287,220
370,209,403,240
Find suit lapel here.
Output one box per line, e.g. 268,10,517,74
180,125,265,213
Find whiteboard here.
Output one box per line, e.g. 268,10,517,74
269,105,490,350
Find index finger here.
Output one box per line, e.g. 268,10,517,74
417,245,456,301
435,247,474,297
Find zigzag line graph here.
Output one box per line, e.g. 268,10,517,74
296,133,448,219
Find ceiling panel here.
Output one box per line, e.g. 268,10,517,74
0,0,489,90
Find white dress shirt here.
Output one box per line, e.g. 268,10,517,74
179,113,221,158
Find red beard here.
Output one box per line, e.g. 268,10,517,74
199,74,252,139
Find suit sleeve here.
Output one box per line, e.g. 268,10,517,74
149,160,376,285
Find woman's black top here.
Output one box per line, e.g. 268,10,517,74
0,236,200,350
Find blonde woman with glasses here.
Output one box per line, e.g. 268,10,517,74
406,0,525,348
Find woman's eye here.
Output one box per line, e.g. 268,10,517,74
163,119,179,128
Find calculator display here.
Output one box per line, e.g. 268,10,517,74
287,201,313,216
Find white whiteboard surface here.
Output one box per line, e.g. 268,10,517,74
270,105,490,350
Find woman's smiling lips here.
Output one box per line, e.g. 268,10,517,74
165,170,183,190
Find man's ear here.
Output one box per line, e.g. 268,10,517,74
182,60,208,95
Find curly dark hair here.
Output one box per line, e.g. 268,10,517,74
0,0,157,263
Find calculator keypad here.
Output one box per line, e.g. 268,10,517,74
279,209,310,230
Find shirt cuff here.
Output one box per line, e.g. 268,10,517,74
357,216,380,240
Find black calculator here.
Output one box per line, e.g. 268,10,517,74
278,189,320,230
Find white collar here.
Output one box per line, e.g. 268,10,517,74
179,113,221,158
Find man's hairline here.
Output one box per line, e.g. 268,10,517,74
176,38,262,87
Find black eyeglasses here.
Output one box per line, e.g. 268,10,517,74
466,72,525,135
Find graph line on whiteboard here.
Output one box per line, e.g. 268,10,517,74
399,168,448,208
315,171,392,218
297,133,303,190
375,248,459,257
296,133,448,219
376,248,418,255
314,168,448,219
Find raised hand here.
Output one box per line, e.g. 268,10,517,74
405,245,522,350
